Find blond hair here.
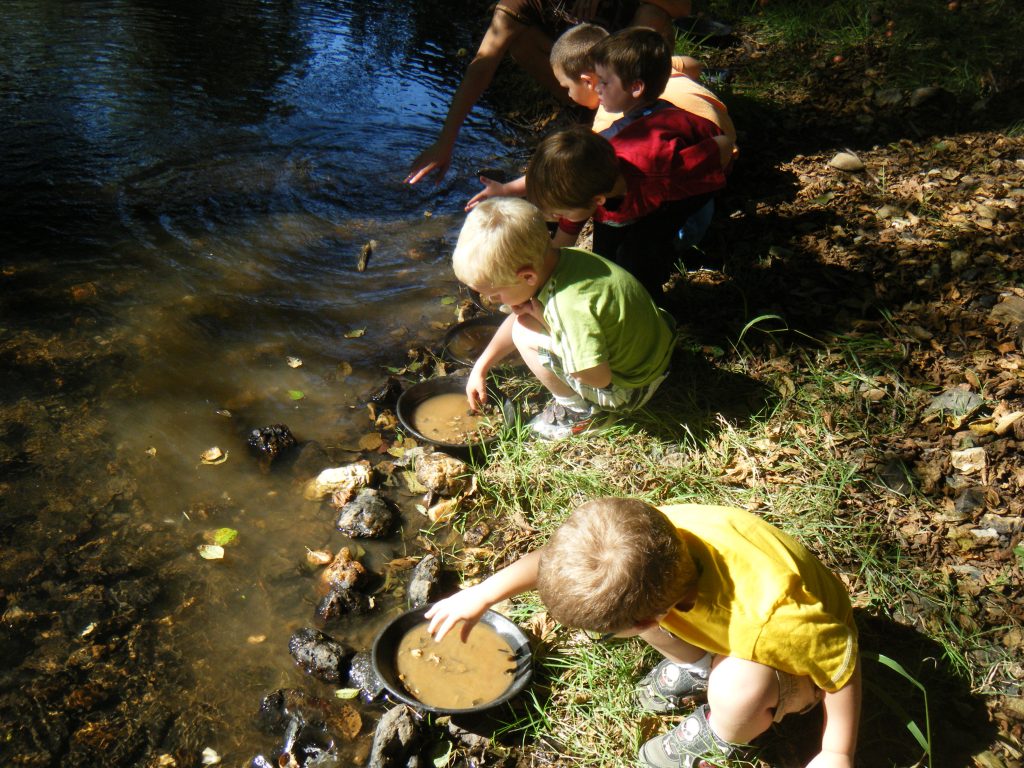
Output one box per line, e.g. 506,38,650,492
591,26,671,100
526,127,618,214
537,498,697,633
550,23,608,79
451,198,551,288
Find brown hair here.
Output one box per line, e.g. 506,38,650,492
537,498,697,633
526,127,618,214
550,23,609,79
590,26,671,101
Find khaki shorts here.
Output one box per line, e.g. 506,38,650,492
518,322,667,411
774,669,823,722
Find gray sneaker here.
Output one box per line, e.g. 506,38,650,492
529,400,595,441
635,659,709,713
638,704,741,768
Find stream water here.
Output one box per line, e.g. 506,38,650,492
0,1,533,764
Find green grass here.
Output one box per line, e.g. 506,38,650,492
423,324,1016,766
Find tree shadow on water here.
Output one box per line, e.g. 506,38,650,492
762,609,996,768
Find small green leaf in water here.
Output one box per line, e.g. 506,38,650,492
344,328,366,339
440,296,456,305
212,527,238,546
334,688,360,700
288,389,305,401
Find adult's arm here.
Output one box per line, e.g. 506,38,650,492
405,11,524,184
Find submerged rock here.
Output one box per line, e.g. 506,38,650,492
316,586,370,622
288,628,353,684
291,441,333,479
407,554,442,609
335,488,394,538
280,715,338,768
248,424,298,471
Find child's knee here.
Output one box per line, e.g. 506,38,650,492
707,656,778,717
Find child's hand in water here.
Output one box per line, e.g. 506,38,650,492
425,585,493,642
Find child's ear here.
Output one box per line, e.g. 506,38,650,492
580,72,596,89
630,79,646,99
516,266,539,285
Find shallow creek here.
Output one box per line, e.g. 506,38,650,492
0,1,529,764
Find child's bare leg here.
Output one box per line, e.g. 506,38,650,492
506,25,572,104
705,657,779,744
511,315,577,398
637,624,708,665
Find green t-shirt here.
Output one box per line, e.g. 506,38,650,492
536,248,675,388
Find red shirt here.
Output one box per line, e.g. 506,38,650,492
558,101,726,236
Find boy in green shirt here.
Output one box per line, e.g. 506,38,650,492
452,197,674,440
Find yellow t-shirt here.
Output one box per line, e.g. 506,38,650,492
592,74,737,141
658,504,858,692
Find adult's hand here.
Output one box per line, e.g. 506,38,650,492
405,141,453,185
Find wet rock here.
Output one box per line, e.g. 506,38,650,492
316,586,370,622
407,554,442,609
335,488,394,538
288,628,353,684
305,461,374,502
318,547,367,595
347,651,386,703
250,757,275,768
367,705,422,768
367,376,403,411
248,424,298,471
291,441,333,480
258,689,340,733
280,715,338,768
414,453,470,496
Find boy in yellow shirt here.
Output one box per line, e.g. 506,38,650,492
427,497,861,768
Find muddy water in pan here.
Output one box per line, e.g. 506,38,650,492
412,392,491,443
0,0,530,764
395,622,518,709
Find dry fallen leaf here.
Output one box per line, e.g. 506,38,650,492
200,447,228,465
358,432,384,451
286,356,303,368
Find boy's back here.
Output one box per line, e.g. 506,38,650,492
539,247,675,387
592,100,727,226
658,504,858,692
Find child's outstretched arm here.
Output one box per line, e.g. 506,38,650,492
425,550,542,642
466,313,517,410
807,657,861,768
465,174,527,211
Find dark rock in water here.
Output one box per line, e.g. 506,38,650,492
347,651,386,703
258,688,340,733
291,440,333,479
316,585,370,622
288,627,353,684
407,554,442,608
367,376,403,410
368,705,422,768
335,488,394,538
281,715,338,768
248,424,298,469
